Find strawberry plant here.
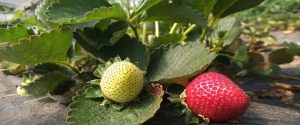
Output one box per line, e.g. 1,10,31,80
0,0,265,124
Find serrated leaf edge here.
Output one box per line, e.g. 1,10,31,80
0,28,70,48
40,0,127,25
67,84,164,125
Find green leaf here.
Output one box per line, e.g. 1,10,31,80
110,103,127,111
68,21,100,31
0,28,72,64
95,19,112,31
135,0,161,17
74,21,128,56
251,63,281,76
185,0,217,18
84,85,103,98
221,0,264,17
96,35,150,71
166,84,185,103
149,33,186,49
146,42,216,83
268,48,294,65
231,45,249,68
166,84,185,97
39,0,127,25
35,0,60,27
285,42,300,56
67,85,164,125
210,17,241,47
0,61,28,75
213,0,264,17
156,102,186,118
33,63,77,76
185,108,200,124
88,79,101,85
248,52,264,64
108,0,130,16
143,0,206,25
0,25,29,42
22,72,70,96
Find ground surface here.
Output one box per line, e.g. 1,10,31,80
0,0,40,9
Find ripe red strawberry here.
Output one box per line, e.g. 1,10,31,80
184,72,249,122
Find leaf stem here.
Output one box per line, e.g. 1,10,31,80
199,18,219,43
56,61,80,74
129,15,139,24
169,23,178,34
183,24,196,36
199,27,209,43
217,53,232,59
142,23,147,44
155,21,160,37
130,24,139,40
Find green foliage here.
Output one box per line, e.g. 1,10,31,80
0,0,265,124
251,63,281,76
213,0,264,17
33,63,77,76
268,48,294,65
210,17,241,47
84,85,103,98
37,0,128,25
0,25,29,42
35,0,60,27
0,27,72,64
74,21,128,56
149,33,186,49
185,0,217,18
231,45,249,69
134,0,161,20
147,42,216,83
143,0,206,25
285,42,300,56
67,85,164,125
238,0,300,31
21,72,70,96
185,108,200,124
93,35,150,71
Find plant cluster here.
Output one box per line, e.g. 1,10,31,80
0,0,266,124
239,0,300,31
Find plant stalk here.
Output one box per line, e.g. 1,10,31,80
169,23,178,34
183,24,196,36
142,23,147,44
199,18,219,43
155,21,160,37
130,24,139,40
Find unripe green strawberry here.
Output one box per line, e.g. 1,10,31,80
16,75,39,96
16,86,29,96
100,61,144,103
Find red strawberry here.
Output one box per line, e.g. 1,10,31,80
184,72,249,122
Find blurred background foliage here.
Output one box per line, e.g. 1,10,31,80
239,0,300,31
